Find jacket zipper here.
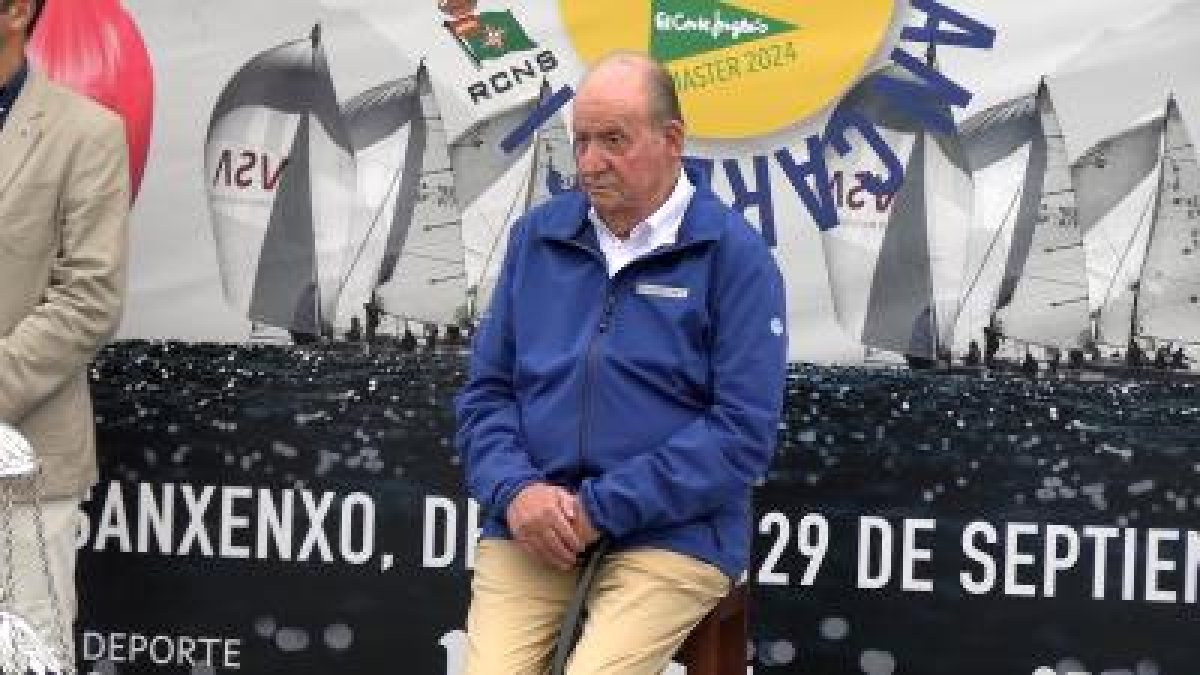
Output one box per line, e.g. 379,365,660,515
553,236,704,482
580,281,617,478
552,236,614,483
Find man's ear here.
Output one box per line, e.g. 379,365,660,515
663,119,686,157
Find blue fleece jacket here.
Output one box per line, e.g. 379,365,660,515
455,179,787,578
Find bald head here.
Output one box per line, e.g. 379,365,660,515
578,51,683,128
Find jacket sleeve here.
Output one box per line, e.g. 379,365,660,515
454,220,543,520
0,113,130,423
580,225,787,538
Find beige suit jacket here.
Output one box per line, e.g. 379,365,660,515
0,68,129,499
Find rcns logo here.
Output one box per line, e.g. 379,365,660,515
439,0,539,67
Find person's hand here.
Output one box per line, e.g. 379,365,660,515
506,483,583,570
569,495,601,547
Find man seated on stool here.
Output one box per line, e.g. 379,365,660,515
455,51,787,675
0,0,130,666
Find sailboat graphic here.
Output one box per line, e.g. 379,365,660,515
987,82,1090,351
367,64,469,326
1073,108,1164,348
335,71,422,332
1079,97,1200,349
952,90,1040,358
204,25,357,340
820,61,972,363
1137,98,1200,345
911,79,1200,371
338,67,565,331
207,31,484,336
456,80,577,319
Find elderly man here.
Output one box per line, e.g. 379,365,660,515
455,51,786,674
1,0,130,666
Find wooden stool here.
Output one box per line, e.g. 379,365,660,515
676,584,747,674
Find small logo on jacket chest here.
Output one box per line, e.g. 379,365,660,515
635,283,690,299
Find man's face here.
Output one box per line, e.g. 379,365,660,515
0,0,30,53
572,71,682,226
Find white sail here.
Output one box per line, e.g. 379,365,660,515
1075,115,1163,234
449,98,538,208
468,82,577,319
526,88,577,210
336,75,421,328
925,118,974,356
449,88,538,320
306,32,358,333
1072,113,1164,346
952,93,1038,355
820,65,972,360
1135,98,1200,344
204,27,356,335
372,66,468,325
993,84,1090,349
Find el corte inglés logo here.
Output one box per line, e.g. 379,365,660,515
560,0,896,138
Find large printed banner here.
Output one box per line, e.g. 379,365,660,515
17,0,1200,673
77,346,1200,674
99,0,1200,361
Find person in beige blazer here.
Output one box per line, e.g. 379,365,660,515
1,0,129,666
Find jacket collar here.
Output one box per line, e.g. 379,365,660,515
0,58,29,126
538,165,724,248
0,67,48,198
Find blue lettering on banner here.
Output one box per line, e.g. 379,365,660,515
774,136,838,232
902,0,998,51
723,155,777,246
501,84,574,153
824,108,906,198
682,155,715,188
872,48,973,135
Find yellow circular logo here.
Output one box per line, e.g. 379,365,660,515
559,0,896,139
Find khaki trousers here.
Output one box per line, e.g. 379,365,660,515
465,539,730,675
5,496,82,668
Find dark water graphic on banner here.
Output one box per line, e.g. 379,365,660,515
79,342,470,675
76,341,1200,674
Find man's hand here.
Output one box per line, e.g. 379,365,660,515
569,495,601,547
506,483,583,570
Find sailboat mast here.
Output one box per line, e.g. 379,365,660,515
924,43,945,363
522,80,557,213
309,23,325,335
522,119,543,214
1127,98,1172,345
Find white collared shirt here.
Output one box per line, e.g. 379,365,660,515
590,169,695,277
